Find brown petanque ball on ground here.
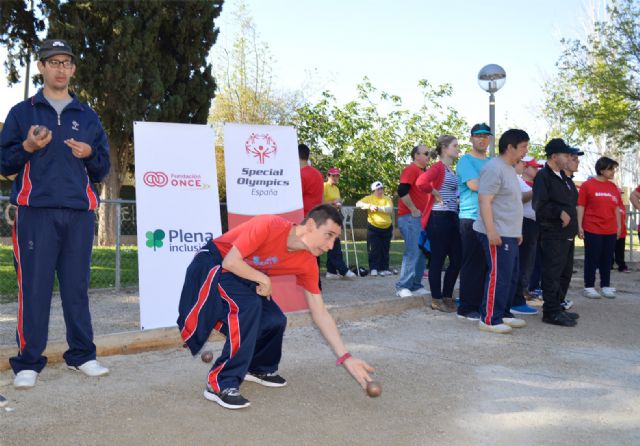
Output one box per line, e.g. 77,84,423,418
366,381,382,398
200,350,214,363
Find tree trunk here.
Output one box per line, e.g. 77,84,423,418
97,145,123,246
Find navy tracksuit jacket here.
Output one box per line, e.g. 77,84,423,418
0,89,110,373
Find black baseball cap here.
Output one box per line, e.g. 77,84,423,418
470,123,492,136
570,147,584,156
545,138,578,155
39,39,75,61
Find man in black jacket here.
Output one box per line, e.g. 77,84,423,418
532,139,581,327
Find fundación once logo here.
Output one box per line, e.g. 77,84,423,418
146,229,166,251
143,171,169,187
245,133,278,165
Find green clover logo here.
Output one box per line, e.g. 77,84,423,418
146,229,165,251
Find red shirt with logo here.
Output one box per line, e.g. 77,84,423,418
577,178,623,235
398,163,427,217
214,215,320,293
300,165,324,217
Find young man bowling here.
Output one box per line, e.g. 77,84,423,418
177,204,374,409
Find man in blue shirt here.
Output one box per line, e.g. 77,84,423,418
456,123,492,320
1,39,111,389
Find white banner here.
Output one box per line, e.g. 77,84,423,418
223,123,307,312
223,123,302,226
134,122,221,330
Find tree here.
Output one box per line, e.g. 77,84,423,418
208,2,305,202
209,2,304,132
542,0,640,151
293,78,468,202
41,0,223,244
0,0,45,84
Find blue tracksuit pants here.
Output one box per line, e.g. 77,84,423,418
178,242,287,393
10,206,97,373
476,232,519,326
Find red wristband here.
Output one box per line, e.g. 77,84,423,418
336,352,352,366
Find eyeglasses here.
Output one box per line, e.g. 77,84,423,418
45,59,75,69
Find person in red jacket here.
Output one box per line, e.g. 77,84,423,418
577,157,622,299
416,135,461,312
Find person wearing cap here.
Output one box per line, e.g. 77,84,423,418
577,156,623,299
0,38,111,388
356,181,394,277
416,135,462,313
554,147,584,311
455,123,492,320
323,168,356,279
532,138,581,327
473,129,529,334
395,144,432,298
510,156,542,316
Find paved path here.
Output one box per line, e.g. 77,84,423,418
1,267,639,445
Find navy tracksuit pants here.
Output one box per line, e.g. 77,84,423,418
178,242,287,393
477,232,519,326
10,207,97,374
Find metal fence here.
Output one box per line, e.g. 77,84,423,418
0,196,639,302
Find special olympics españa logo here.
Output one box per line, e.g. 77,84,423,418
143,171,169,187
245,133,278,164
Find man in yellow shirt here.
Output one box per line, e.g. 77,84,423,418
323,168,356,279
356,181,394,276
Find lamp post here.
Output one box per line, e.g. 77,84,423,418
477,64,506,156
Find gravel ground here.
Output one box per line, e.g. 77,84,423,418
0,269,639,445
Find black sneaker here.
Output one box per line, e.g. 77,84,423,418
244,371,287,387
562,310,580,320
542,312,577,327
0,394,7,408
204,386,250,409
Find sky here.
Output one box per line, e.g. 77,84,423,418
0,0,603,146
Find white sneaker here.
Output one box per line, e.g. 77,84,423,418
14,370,38,389
412,287,429,296
601,287,616,299
344,270,357,279
583,287,601,299
370,269,379,277
503,317,526,328
379,270,393,277
396,288,412,298
479,321,513,334
325,272,341,280
69,360,109,377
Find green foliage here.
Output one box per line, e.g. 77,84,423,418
293,78,468,202
209,2,304,143
41,0,223,181
542,0,640,152
0,0,45,84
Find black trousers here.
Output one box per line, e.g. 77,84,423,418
540,236,574,314
457,218,486,315
367,224,393,271
512,218,538,307
613,237,627,271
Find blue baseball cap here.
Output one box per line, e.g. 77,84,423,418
470,123,492,136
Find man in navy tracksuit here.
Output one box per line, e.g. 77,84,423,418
0,39,111,388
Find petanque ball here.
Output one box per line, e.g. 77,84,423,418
200,350,214,363
366,380,382,398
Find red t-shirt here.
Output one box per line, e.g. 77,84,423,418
397,163,427,217
300,165,324,217
214,215,320,293
577,178,622,235
636,184,640,193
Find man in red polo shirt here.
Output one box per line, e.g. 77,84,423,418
298,143,324,217
177,204,374,410
395,144,431,297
